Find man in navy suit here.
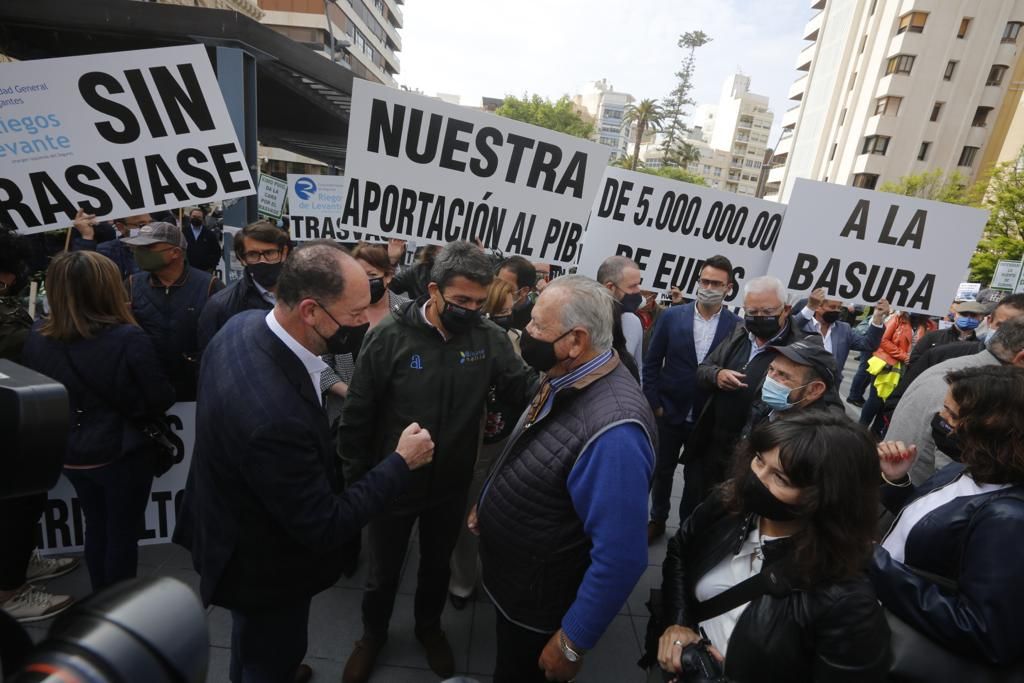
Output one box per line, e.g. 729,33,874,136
796,286,889,389
642,255,740,542
175,241,436,683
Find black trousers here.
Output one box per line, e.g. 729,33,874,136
230,598,310,683
493,609,554,683
361,491,468,641
649,419,694,525
0,493,46,591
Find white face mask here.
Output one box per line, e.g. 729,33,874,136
129,228,141,238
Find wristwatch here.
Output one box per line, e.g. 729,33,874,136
559,631,585,663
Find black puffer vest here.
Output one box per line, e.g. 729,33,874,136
478,359,656,632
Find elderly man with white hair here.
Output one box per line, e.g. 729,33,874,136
474,274,656,683
680,275,816,522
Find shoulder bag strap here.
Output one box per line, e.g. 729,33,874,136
692,562,793,624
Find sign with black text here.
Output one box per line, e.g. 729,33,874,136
767,179,988,315
257,173,287,218
286,173,384,243
0,45,255,235
577,167,785,298
339,80,611,265
37,403,195,553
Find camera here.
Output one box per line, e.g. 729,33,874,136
678,639,726,683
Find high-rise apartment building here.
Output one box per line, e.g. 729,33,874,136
153,0,263,19
573,79,635,161
765,0,1024,202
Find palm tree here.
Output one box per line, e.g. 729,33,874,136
623,99,663,171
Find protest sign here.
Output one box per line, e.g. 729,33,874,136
992,260,1023,291
286,173,384,243
38,403,195,553
955,282,981,301
767,179,988,316
577,167,785,299
0,45,255,235
334,80,610,265
257,173,287,218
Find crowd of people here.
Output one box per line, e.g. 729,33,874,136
1,209,1023,683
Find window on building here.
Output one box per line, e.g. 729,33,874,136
944,61,958,81
853,173,879,189
1003,21,1023,43
930,102,944,122
958,146,979,167
958,17,972,38
885,54,916,75
862,135,891,156
918,141,931,161
987,64,1009,86
897,11,928,34
973,106,993,127
829,143,837,161
703,164,712,174
869,0,877,16
859,34,868,54
849,71,857,90
874,96,902,116
839,108,847,125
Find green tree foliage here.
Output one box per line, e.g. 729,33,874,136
878,169,983,205
660,31,712,164
639,166,708,186
623,99,663,171
494,94,594,139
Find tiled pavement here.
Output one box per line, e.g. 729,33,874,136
24,362,867,682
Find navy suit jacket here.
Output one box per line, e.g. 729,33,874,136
174,310,411,609
642,303,740,425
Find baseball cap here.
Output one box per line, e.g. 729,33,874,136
953,300,988,314
122,222,186,249
768,336,838,388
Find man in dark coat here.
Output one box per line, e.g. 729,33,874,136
175,242,435,683
183,206,223,272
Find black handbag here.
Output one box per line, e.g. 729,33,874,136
62,348,182,477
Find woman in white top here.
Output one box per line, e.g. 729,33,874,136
871,364,1024,668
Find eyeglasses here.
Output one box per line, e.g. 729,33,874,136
746,306,785,317
699,278,728,289
241,248,284,265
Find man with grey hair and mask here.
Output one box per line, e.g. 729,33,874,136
475,274,656,683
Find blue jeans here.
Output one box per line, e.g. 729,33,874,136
230,599,310,683
64,452,154,592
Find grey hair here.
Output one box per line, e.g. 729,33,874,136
430,240,494,290
743,275,788,306
276,240,349,307
990,318,1024,362
596,255,638,287
544,275,615,352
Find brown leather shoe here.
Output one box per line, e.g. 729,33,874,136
293,663,313,683
415,627,455,678
647,520,666,545
341,639,381,683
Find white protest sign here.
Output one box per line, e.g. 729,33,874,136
37,402,195,554
577,167,785,298
955,282,981,301
992,260,1023,291
332,80,610,265
257,173,287,218
286,173,384,243
0,45,255,235
767,179,988,316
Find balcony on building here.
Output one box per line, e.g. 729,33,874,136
810,0,825,9
788,74,807,101
767,164,787,185
795,42,814,72
804,9,823,41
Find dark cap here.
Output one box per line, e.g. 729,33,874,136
769,336,837,388
953,300,988,314
122,222,186,248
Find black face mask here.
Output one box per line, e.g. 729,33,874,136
1,267,30,297
740,465,799,521
190,218,203,228
369,277,387,304
620,292,643,314
491,313,514,331
315,301,368,355
745,314,783,341
520,327,574,373
512,298,533,330
247,262,283,289
821,310,842,324
931,413,963,462
439,294,481,335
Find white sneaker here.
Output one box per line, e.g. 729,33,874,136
0,585,75,623
25,550,80,582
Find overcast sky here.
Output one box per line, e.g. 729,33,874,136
397,0,813,145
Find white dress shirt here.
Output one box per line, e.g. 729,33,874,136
694,306,723,363
265,309,329,405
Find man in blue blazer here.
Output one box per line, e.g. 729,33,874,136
796,286,889,389
642,255,740,542
175,241,435,683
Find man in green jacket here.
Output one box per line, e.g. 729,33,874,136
339,240,538,683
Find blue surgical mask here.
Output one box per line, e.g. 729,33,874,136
761,376,808,411
955,316,980,330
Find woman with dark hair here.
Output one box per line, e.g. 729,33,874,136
872,365,1024,671
21,251,174,591
647,411,890,682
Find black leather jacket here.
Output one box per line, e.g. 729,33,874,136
656,495,890,682
870,463,1024,665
